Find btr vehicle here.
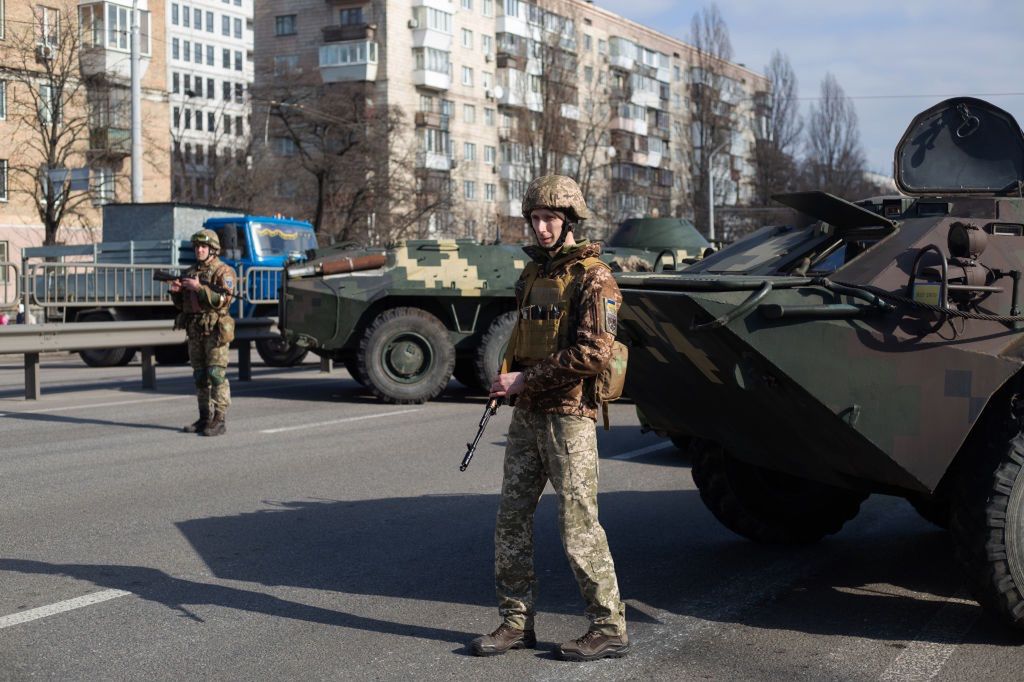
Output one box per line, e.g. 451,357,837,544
615,98,1024,630
601,217,711,272
22,204,316,367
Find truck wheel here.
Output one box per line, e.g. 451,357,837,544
691,440,867,544
343,358,368,387
77,313,136,367
950,430,1024,629
474,311,517,392
256,337,309,367
357,307,455,404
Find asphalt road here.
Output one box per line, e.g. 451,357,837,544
1,353,1022,681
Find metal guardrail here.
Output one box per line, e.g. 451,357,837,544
0,317,280,400
24,262,176,309
1,261,19,309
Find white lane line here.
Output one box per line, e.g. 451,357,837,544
877,588,979,682
0,589,131,630
610,441,675,460
260,408,421,434
0,380,317,417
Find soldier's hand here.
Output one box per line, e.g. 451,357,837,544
180,277,200,292
490,372,525,398
168,279,182,293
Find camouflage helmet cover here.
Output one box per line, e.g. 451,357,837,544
521,175,591,223
191,229,220,251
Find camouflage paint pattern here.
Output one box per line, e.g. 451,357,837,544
601,217,711,273
495,408,626,636
616,97,1024,495
189,334,231,413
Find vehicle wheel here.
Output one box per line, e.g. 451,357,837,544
671,435,693,459
907,493,950,529
342,358,368,387
453,358,485,392
357,307,455,404
256,337,309,367
950,429,1024,629
691,439,867,544
77,313,135,367
154,344,190,365
474,311,517,391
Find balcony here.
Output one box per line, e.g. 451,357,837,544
413,69,451,91
610,116,647,136
322,23,376,43
416,152,452,171
414,112,449,130
89,126,131,157
319,41,378,82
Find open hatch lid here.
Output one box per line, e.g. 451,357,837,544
894,97,1024,196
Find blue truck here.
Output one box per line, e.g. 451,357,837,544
22,203,317,367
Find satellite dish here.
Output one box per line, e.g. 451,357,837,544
491,85,504,99
607,146,617,158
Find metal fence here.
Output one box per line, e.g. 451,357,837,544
240,265,283,305
0,261,18,310
24,262,175,310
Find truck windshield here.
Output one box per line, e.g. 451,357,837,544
250,223,318,258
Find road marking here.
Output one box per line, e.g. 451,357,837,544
0,589,131,630
0,380,316,417
260,408,421,434
877,588,978,682
610,441,674,460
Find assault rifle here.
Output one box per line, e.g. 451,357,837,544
460,397,502,471
152,269,184,283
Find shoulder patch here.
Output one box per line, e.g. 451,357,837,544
604,297,618,335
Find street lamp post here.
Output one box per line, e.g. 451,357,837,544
130,0,142,202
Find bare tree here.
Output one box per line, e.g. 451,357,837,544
0,6,96,244
752,50,802,206
687,2,737,236
802,73,867,197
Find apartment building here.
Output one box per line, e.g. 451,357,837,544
0,0,171,288
166,0,253,202
252,0,768,243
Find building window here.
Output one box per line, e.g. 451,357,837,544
182,3,190,27
171,3,179,25
440,99,454,117
464,181,476,200
206,45,214,65
413,48,449,74
419,95,433,112
275,14,295,35
273,55,298,75
482,71,493,90
485,183,496,201
224,115,231,134
222,80,231,100
0,160,7,202
339,7,362,25
234,83,244,102
483,108,494,126
194,42,202,63
461,28,472,48
233,17,241,38
463,142,476,161
38,83,61,124
183,40,191,62
193,8,201,29
222,48,230,68
484,145,496,164
482,34,493,54
234,115,243,136
172,38,180,60
462,66,473,87
194,77,203,97
221,14,229,36
0,81,7,120
90,166,113,204
172,72,180,94
461,0,472,9
184,109,191,129
462,104,475,124
234,50,243,71
207,111,215,131
206,11,213,32
195,109,203,130
182,73,191,93
274,137,297,156
584,34,591,51
39,5,60,46
0,242,7,279
173,106,180,127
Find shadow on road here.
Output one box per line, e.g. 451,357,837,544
3,491,1022,646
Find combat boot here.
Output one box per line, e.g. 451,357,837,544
557,630,630,661
183,409,209,434
470,624,537,656
202,410,226,437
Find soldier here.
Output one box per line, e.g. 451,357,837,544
471,175,630,661
169,229,236,437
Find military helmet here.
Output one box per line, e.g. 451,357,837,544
191,229,220,252
521,175,591,223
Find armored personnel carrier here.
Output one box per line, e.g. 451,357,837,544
601,217,710,272
615,98,1024,629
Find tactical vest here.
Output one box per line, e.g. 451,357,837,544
176,260,235,342
504,256,628,428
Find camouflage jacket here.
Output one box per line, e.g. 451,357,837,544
513,240,621,420
170,256,235,337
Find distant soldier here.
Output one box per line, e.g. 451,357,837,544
169,229,235,436
471,175,630,661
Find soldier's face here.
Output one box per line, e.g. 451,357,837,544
195,244,211,262
530,209,564,249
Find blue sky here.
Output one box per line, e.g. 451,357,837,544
595,0,1024,176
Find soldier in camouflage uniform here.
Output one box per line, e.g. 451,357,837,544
169,229,236,437
471,175,629,661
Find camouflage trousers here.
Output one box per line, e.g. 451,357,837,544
494,407,626,636
188,334,231,414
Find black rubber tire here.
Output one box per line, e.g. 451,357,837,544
357,307,455,404
691,440,867,544
453,358,485,392
154,343,190,365
342,358,368,387
474,311,517,391
77,313,135,367
256,337,310,367
907,493,950,529
950,430,1024,629
671,435,693,456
